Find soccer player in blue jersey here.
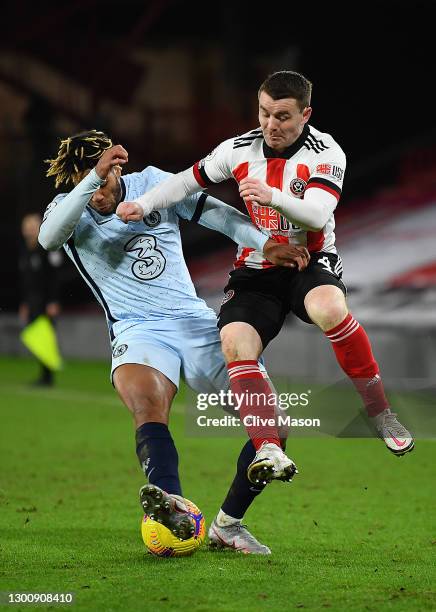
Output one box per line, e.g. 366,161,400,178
40,130,308,554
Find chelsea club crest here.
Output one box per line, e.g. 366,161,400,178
112,344,128,358
143,211,161,228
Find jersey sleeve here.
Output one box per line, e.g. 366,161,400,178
306,144,346,203
123,166,172,200
176,193,268,251
192,138,235,187
174,192,208,222
39,168,105,250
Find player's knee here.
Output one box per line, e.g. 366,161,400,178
220,332,239,362
305,288,347,331
132,400,169,426
220,323,262,362
118,379,169,423
318,305,347,331
132,402,166,424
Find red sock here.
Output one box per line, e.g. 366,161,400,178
227,360,280,450
325,313,389,417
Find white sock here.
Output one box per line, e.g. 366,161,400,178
216,509,240,527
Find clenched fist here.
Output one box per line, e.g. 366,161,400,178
95,145,128,181
116,201,144,223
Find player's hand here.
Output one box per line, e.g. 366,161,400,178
263,239,310,271
239,177,273,205
95,145,128,181
116,201,144,223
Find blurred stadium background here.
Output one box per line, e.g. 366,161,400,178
1,3,435,609
0,0,435,386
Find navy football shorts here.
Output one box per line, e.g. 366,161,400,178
218,251,346,349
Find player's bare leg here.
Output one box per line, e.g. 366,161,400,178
305,285,414,455
114,364,195,538
220,322,298,484
114,363,176,429
114,365,182,492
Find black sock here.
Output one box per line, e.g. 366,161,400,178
221,440,266,520
40,364,53,384
135,422,182,496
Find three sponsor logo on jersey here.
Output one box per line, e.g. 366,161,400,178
124,234,167,280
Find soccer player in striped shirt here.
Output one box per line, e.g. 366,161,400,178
117,70,414,499
40,130,310,554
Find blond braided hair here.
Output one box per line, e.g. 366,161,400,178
45,130,113,188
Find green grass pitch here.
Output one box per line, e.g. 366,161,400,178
0,357,435,611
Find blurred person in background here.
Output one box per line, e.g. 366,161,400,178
19,212,63,386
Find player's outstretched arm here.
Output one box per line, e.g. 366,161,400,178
193,195,269,252
239,177,337,232
116,167,201,222
117,137,234,222
39,145,128,250
187,195,309,271
39,169,106,250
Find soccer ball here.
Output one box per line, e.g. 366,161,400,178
141,498,205,557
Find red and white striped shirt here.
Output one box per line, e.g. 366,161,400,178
193,123,346,269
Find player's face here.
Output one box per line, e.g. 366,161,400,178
258,91,312,152
88,168,122,216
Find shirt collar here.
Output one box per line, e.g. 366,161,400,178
262,123,310,159
120,177,126,202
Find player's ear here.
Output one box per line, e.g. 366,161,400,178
302,106,312,123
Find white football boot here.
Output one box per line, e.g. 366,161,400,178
208,520,271,555
371,409,414,456
247,442,298,484
139,484,195,540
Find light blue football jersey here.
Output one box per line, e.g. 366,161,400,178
59,167,216,337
